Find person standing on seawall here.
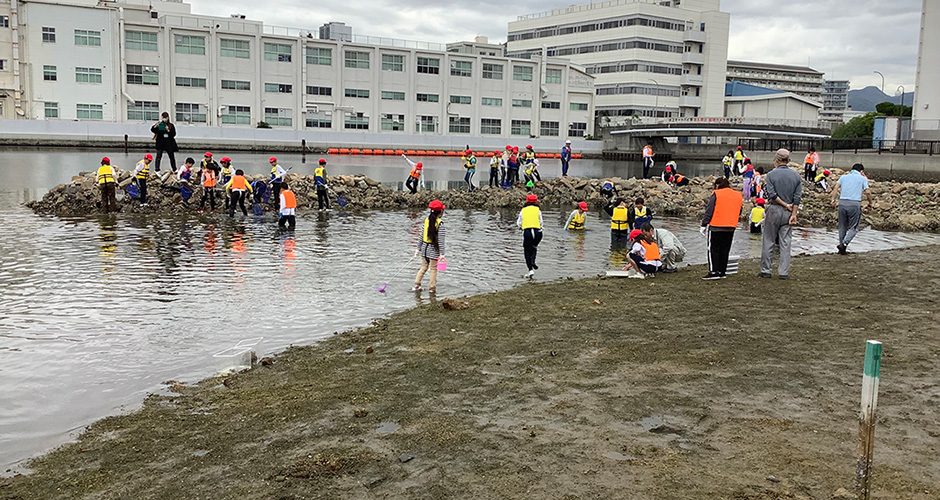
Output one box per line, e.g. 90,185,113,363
413,200,446,293
461,149,477,192
759,148,802,280
804,147,820,181
700,177,743,280
488,151,501,188
561,140,572,177
642,141,654,179
733,146,746,175
314,158,330,210
269,157,286,210
830,163,873,255
96,157,118,213
517,194,543,279
402,154,424,194
150,112,178,173
134,153,153,205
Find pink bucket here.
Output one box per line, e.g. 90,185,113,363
437,258,447,272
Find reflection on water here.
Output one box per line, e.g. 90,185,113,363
2,151,940,472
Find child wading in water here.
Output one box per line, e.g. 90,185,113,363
413,200,446,293
517,194,543,278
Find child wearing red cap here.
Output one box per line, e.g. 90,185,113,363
314,158,330,210
621,229,662,278
750,198,766,234
517,194,543,278
402,153,424,194
413,200,446,292
133,153,153,205
461,150,477,192
489,151,501,188
269,157,286,210
507,147,520,185
565,201,588,230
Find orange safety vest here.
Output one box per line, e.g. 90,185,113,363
639,240,660,261
202,169,216,187
710,188,743,228
230,175,247,191
281,190,296,209
674,174,686,183
410,166,421,179
643,145,653,157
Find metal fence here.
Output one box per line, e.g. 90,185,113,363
738,138,940,156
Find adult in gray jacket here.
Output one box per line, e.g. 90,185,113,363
640,222,685,273
759,149,802,280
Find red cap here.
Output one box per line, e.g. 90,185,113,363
269,157,277,163
513,147,519,152
823,170,831,176
144,153,153,160
629,229,642,240
495,150,502,155
736,146,742,149
204,152,212,157
428,199,445,211
526,145,533,149
220,157,231,162
465,149,472,154
755,198,766,206
101,157,110,163
506,145,512,149
318,158,326,164
416,162,423,169
526,194,538,203
665,166,671,172
578,201,588,211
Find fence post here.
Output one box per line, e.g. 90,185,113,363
124,134,129,155
855,340,882,500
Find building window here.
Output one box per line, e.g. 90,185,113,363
127,101,160,121
264,83,293,94
482,63,503,80
540,121,560,137
221,105,251,124
174,35,205,55
416,115,436,133
344,51,369,69
126,65,159,86
381,91,405,101
42,27,56,43
449,95,471,105
545,68,563,84
568,122,587,137
381,54,404,72
264,107,292,127
306,85,332,96
307,47,331,65
344,112,369,130
176,103,207,123
264,43,292,62
480,118,501,135
74,29,102,47
220,39,250,59
175,76,206,88
570,102,588,111
345,88,370,98
75,67,102,84
417,56,439,74
76,103,103,120
0,16,8,28
381,113,405,131
513,66,533,81
43,65,57,81
126,31,157,51
511,99,532,108
451,60,472,77
44,102,59,118
481,97,502,107
0,60,6,71
541,101,560,109
448,116,470,134
416,93,439,102
511,119,531,136
305,111,331,128
221,79,250,91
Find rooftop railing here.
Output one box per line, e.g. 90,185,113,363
517,0,672,21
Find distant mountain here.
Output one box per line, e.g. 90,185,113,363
848,86,915,112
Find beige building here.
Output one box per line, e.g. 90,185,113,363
726,60,824,103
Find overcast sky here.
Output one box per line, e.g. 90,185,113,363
191,0,922,94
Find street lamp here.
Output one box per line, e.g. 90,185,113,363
873,71,885,94
896,85,906,142
896,85,906,113
649,78,659,119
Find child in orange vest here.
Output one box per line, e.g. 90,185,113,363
621,229,662,278
278,182,297,229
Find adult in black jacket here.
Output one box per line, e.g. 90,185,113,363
151,111,179,172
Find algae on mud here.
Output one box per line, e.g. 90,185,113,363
2,246,939,500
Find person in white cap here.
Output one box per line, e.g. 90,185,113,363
561,140,572,176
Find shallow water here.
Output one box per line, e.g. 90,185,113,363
2,150,939,472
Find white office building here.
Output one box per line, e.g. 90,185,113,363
725,60,825,103
506,0,730,120
2,0,596,138
913,0,940,140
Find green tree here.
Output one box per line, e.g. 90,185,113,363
874,102,912,117
831,112,881,139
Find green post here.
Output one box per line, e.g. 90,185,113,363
855,340,882,500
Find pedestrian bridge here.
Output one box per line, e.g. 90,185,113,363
607,117,832,140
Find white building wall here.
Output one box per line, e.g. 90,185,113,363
913,0,940,140
724,96,821,121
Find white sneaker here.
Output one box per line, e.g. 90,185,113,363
629,273,645,279
525,270,535,278
411,285,422,291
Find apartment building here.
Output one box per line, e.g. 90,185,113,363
4,0,596,138
726,60,824,103
820,79,849,123
506,0,730,120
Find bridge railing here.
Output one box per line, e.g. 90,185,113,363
739,138,940,156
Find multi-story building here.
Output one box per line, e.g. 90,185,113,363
505,0,730,121
0,0,20,119
3,0,596,139
820,79,850,123
913,0,939,140
726,60,824,103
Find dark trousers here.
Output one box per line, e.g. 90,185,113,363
200,187,216,210
508,167,519,184
723,165,731,179
405,176,419,194
137,178,148,204
99,182,117,213
707,229,735,275
278,214,296,229
271,182,282,209
229,191,247,216
523,228,542,271
561,159,569,176
317,187,330,209
630,253,660,274
610,229,631,248
643,157,653,179
804,163,816,181
489,168,500,187
154,149,175,172
464,170,475,191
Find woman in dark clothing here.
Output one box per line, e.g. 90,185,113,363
151,111,179,172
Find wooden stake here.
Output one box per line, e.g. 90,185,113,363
855,340,882,500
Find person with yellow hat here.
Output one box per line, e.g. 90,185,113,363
96,157,118,213
413,200,446,292
517,194,543,278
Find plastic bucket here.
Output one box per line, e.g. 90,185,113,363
437,258,447,271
